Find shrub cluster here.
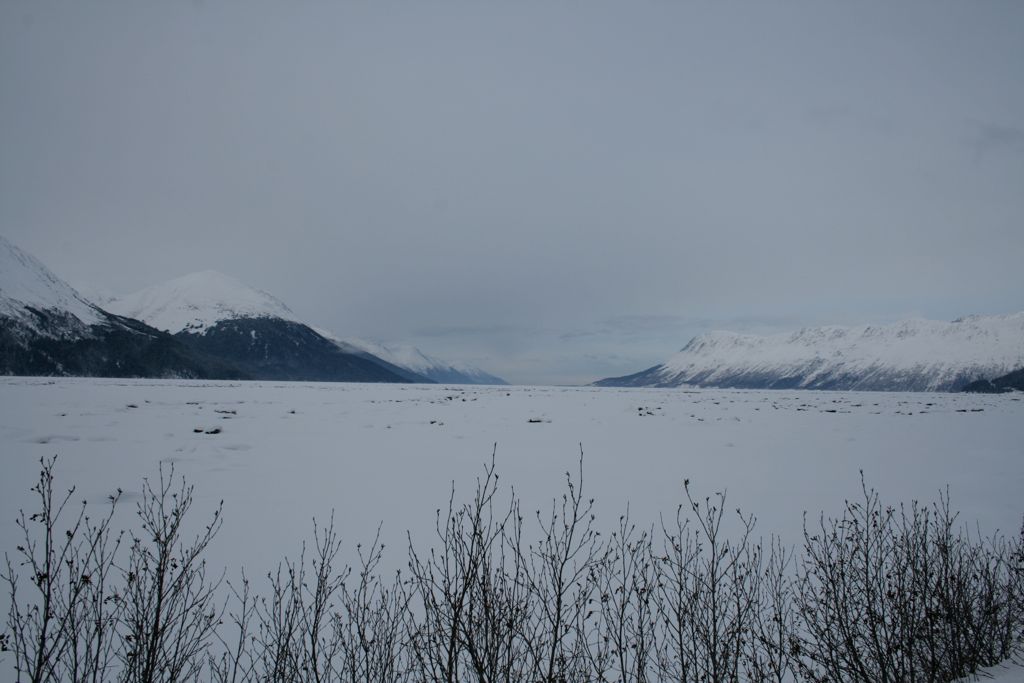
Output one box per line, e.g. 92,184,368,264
2,454,1022,683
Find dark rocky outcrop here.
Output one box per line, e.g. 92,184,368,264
173,316,417,383
962,367,1024,393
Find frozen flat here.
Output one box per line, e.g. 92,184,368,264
955,659,1024,682
0,378,1022,581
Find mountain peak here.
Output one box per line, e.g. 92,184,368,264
107,270,297,334
0,234,102,326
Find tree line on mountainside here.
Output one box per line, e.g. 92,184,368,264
962,367,1024,393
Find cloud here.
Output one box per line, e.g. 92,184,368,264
803,104,898,137
561,314,807,345
2,1,1022,385
412,323,527,339
966,121,1024,163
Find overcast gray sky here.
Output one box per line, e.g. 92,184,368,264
2,1,1022,385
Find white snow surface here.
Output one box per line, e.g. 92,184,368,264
653,314,1024,390
107,270,299,334
0,234,102,326
1,379,1022,679
955,658,1024,682
0,379,1021,586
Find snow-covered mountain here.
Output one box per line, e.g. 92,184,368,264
108,271,414,383
107,270,300,335
595,314,1024,392
0,235,103,333
0,236,243,378
106,271,505,384
323,334,508,385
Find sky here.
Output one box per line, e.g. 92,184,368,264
1,1,1022,385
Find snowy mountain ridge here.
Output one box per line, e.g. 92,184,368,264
106,271,299,334
596,314,1024,392
0,237,251,378
0,235,103,329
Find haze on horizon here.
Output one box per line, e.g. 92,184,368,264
2,1,1022,385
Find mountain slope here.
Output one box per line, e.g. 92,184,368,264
595,315,1024,392
325,334,508,385
0,236,245,379
0,235,103,332
108,272,414,383
175,317,414,383
962,367,1024,393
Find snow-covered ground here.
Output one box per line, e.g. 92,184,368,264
956,658,1024,682
1,378,1021,582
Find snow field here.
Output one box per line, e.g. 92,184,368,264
1,378,1021,586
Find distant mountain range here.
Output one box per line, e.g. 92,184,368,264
102,270,408,383
595,316,1024,392
0,236,506,384
106,270,506,385
5,234,1021,392
0,236,243,379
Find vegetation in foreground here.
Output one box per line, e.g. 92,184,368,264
2,454,1022,683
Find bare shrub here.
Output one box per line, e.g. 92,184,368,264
404,453,527,683
456,491,533,683
116,463,224,683
793,475,1024,682
746,538,798,683
236,517,407,683
2,456,123,683
208,573,258,683
333,527,409,683
586,510,657,683
652,482,762,683
520,452,603,683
